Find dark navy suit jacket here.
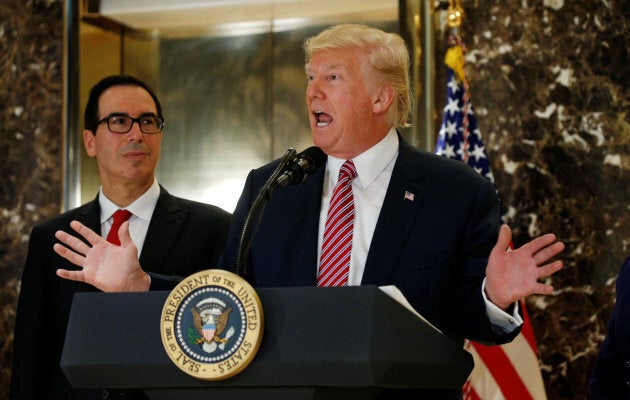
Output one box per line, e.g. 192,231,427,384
219,136,519,347
11,187,231,400
589,256,630,399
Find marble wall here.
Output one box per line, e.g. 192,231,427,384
0,1,628,400
459,1,630,398
0,0,63,399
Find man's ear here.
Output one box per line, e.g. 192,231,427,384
372,86,396,115
83,129,97,157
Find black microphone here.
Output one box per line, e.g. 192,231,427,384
271,146,327,188
235,146,326,277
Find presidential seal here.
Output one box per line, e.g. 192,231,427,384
160,269,264,380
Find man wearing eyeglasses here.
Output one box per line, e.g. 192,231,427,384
10,75,231,400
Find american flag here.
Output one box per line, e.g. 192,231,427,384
435,68,494,184
435,38,547,400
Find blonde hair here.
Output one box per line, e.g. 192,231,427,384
304,24,412,128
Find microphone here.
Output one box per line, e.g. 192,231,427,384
271,146,327,189
234,146,326,277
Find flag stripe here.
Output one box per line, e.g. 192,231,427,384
519,299,539,353
466,344,503,400
468,331,547,399
472,342,533,399
502,335,547,398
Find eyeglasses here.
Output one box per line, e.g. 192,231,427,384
94,115,165,134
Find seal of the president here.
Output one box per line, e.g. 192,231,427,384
160,269,264,380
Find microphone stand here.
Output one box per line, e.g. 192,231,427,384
235,148,297,278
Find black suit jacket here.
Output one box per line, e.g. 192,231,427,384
589,256,630,399
219,137,520,399
10,187,231,400
220,136,519,346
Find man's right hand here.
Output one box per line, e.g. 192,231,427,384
54,220,150,292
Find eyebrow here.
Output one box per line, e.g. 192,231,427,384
306,62,348,74
104,112,158,118
327,62,345,69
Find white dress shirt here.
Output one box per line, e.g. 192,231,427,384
99,178,160,256
317,128,399,286
316,128,522,331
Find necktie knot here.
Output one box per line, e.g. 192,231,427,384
339,160,357,182
112,209,132,224
107,209,132,245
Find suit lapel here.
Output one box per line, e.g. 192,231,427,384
140,187,186,273
77,195,102,232
287,164,326,286
362,138,427,285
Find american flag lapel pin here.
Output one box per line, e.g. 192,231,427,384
404,190,415,201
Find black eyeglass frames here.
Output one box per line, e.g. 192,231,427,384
93,115,165,134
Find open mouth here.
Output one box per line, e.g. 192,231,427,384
314,111,333,127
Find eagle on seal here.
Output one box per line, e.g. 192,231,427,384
192,305,232,345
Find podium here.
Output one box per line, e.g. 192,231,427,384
61,286,473,399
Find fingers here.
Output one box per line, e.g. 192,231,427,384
536,260,564,279
520,232,560,256
119,221,132,246
532,282,555,295
512,230,565,268
533,241,565,266
53,242,86,267
496,224,512,251
55,229,90,256
69,220,104,246
55,268,86,283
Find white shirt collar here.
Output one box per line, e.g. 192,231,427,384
99,178,161,223
325,128,399,189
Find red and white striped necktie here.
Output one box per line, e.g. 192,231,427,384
317,160,357,287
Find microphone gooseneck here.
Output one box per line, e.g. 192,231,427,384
235,147,326,278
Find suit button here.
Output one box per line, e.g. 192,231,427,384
624,360,630,368
625,377,630,387
100,389,110,399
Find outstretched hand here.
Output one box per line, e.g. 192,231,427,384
485,224,565,310
54,220,150,292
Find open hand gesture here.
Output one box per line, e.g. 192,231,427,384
485,224,565,310
54,220,150,292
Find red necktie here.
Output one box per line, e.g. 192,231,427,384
106,209,132,246
317,160,358,287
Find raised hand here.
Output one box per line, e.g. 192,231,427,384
485,224,565,310
54,220,150,292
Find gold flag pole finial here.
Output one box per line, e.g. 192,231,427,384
445,0,467,84
447,0,464,31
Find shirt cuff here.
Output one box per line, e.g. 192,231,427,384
482,277,523,332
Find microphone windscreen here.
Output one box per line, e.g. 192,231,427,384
300,146,326,173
